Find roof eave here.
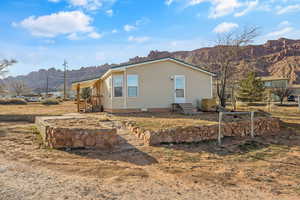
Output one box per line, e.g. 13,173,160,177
103,57,215,77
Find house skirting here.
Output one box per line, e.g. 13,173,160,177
104,108,171,113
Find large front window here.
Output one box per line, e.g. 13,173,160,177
113,75,123,97
127,75,138,97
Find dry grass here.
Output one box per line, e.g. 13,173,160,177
110,112,219,130
0,101,77,116
0,104,299,199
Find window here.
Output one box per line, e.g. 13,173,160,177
264,81,271,87
127,75,138,97
113,75,123,97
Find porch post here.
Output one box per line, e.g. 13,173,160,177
77,83,80,112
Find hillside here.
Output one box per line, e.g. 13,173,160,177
4,38,300,91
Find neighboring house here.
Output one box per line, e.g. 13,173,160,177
72,57,215,113
40,91,75,99
290,84,300,96
260,76,289,88
259,76,290,101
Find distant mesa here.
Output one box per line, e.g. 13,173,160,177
4,38,300,90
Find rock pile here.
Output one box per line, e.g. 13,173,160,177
35,116,119,149
45,127,118,149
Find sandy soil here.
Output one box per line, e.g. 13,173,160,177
45,117,114,129
0,101,76,116
0,120,299,200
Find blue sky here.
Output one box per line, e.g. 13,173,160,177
1,0,300,76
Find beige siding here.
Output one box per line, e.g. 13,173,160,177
100,75,112,109
108,60,212,109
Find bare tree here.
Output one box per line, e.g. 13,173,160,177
0,59,17,77
272,87,293,105
213,26,259,108
0,59,17,96
0,82,6,94
10,80,30,96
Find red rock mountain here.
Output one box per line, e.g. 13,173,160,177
4,38,300,91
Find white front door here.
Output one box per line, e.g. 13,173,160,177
174,75,186,103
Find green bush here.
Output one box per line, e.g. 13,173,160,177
42,98,60,105
0,98,27,105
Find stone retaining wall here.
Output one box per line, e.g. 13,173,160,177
36,116,119,149
122,117,281,146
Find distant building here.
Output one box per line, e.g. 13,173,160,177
40,91,75,99
290,84,300,97
259,76,289,88
259,76,290,101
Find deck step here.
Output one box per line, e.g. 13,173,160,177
173,103,195,114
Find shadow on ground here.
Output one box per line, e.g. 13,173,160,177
61,135,158,166
157,120,300,157
0,129,6,137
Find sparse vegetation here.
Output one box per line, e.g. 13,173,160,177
81,87,91,100
41,98,60,105
0,103,299,199
213,26,260,107
111,113,219,131
272,86,293,105
0,98,27,105
0,101,76,115
0,59,17,77
237,72,265,102
9,80,30,96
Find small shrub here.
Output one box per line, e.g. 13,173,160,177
275,103,297,107
42,98,60,105
247,102,267,106
0,98,27,105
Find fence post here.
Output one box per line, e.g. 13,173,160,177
218,112,223,145
250,111,254,138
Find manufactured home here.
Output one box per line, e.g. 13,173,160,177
72,57,215,113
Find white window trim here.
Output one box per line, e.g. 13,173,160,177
113,74,124,98
127,74,139,98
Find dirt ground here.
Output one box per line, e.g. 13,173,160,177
0,105,300,200
0,101,76,116
110,112,220,131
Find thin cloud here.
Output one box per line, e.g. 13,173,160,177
124,24,136,32
168,0,259,18
234,0,258,17
123,17,150,32
128,36,150,43
88,32,102,39
276,4,300,15
266,27,294,37
106,9,113,16
48,0,117,11
213,22,239,33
